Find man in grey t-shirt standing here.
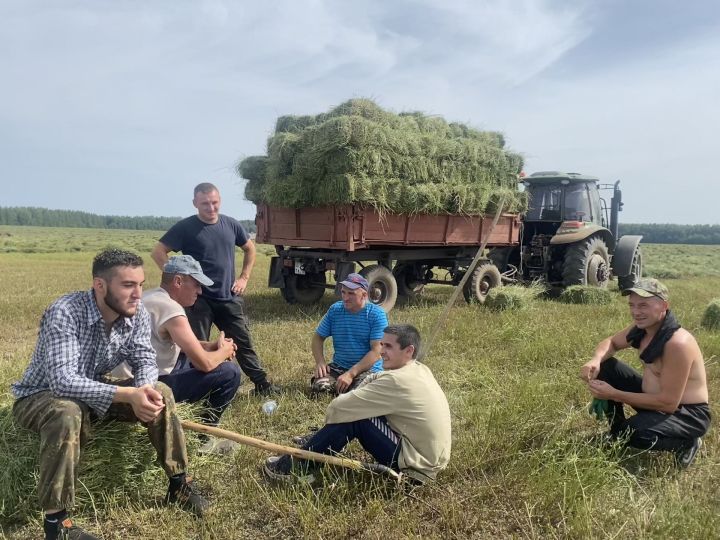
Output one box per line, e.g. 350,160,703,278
151,182,278,396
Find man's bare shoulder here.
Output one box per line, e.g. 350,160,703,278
665,328,701,356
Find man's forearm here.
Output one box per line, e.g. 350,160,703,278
611,388,679,414
347,349,380,378
151,243,171,270
591,337,616,364
239,242,256,279
312,334,326,365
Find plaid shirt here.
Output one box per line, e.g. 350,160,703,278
12,290,158,416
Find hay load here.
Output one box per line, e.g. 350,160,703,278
238,99,525,215
701,299,720,330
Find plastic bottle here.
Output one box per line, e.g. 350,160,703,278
261,399,278,415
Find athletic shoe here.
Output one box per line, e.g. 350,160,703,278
291,426,320,447
54,519,99,540
263,455,316,484
165,475,211,516
252,382,282,396
677,438,702,468
198,436,239,456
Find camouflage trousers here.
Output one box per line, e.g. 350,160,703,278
12,382,188,511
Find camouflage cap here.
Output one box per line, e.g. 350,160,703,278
621,278,669,301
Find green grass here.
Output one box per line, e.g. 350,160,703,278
1,229,719,539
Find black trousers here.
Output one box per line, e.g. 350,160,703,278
598,357,711,452
185,295,268,386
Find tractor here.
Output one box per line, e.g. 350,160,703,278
489,171,643,291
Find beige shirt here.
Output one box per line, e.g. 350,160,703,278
111,287,185,379
326,360,452,481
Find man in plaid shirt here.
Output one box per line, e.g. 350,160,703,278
12,249,209,540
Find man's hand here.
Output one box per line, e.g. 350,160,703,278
314,362,329,379
130,384,165,422
588,379,616,400
232,275,249,295
216,331,237,360
335,372,354,393
580,359,601,382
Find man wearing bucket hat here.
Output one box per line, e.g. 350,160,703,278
580,278,711,467
310,273,389,394
113,254,241,455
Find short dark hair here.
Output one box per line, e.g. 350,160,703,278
384,324,421,358
194,182,219,196
92,248,144,280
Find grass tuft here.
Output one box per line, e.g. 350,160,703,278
701,298,720,330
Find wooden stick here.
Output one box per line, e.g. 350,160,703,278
181,420,401,480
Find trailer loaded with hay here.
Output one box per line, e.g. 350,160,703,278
239,99,525,311
238,100,642,311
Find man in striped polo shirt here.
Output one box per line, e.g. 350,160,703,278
311,273,388,394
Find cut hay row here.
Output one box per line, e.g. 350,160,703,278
485,283,545,311
238,99,525,215
559,285,615,305
701,299,720,330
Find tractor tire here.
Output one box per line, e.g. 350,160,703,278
617,246,643,291
360,265,398,312
393,263,425,299
281,272,326,305
562,236,610,288
462,262,502,304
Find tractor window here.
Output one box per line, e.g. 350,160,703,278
526,185,563,221
563,184,592,222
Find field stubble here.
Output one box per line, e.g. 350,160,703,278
0,229,719,539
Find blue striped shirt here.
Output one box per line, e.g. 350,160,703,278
11,290,158,416
316,301,388,372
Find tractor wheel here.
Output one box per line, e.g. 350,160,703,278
562,236,610,288
360,265,398,312
617,246,643,291
393,263,425,299
281,272,326,305
462,262,502,304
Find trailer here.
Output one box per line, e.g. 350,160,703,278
256,203,521,311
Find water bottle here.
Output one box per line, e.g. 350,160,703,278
262,399,278,415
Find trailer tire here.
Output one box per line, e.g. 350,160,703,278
393,264,425,298
463,262,502,304
617,246,643,291
562,236,610,288
360,265,398,312
281,272,326,305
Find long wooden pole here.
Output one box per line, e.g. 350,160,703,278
418,198,506,361
181,420,401,481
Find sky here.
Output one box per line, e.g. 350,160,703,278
1,0,719,224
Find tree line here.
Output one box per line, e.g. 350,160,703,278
1,207,718,243
618,223,720,245
0,207,257,233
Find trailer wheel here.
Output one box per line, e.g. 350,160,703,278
617,246,643,291
393,264,425,298
562,236,610,288
462,262,502,304
281,272,327,305
360,265,398,312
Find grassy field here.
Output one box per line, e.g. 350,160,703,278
1,226,719,539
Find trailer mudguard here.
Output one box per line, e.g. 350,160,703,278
268,257,285,288
611,235,643,276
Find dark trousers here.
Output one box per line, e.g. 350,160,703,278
302,417,401,469
159,353,241,425
598,357,711,452
186,295,268,386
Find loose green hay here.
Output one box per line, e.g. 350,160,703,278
238,98,526,215
559,285,614,305
701,298,720,330
485,283,543,311
0,402,206,522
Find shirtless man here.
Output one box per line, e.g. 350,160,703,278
580,278,710,466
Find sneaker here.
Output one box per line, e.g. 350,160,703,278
252,382,281,397
677,437,702,468
291,426,319,447
166,475,211,516
263,455,316,484
55,519,99,540
198,436,239,456
310,378,335,395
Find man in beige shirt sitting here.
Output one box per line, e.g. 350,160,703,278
264,324,452,484
581,278,711,467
